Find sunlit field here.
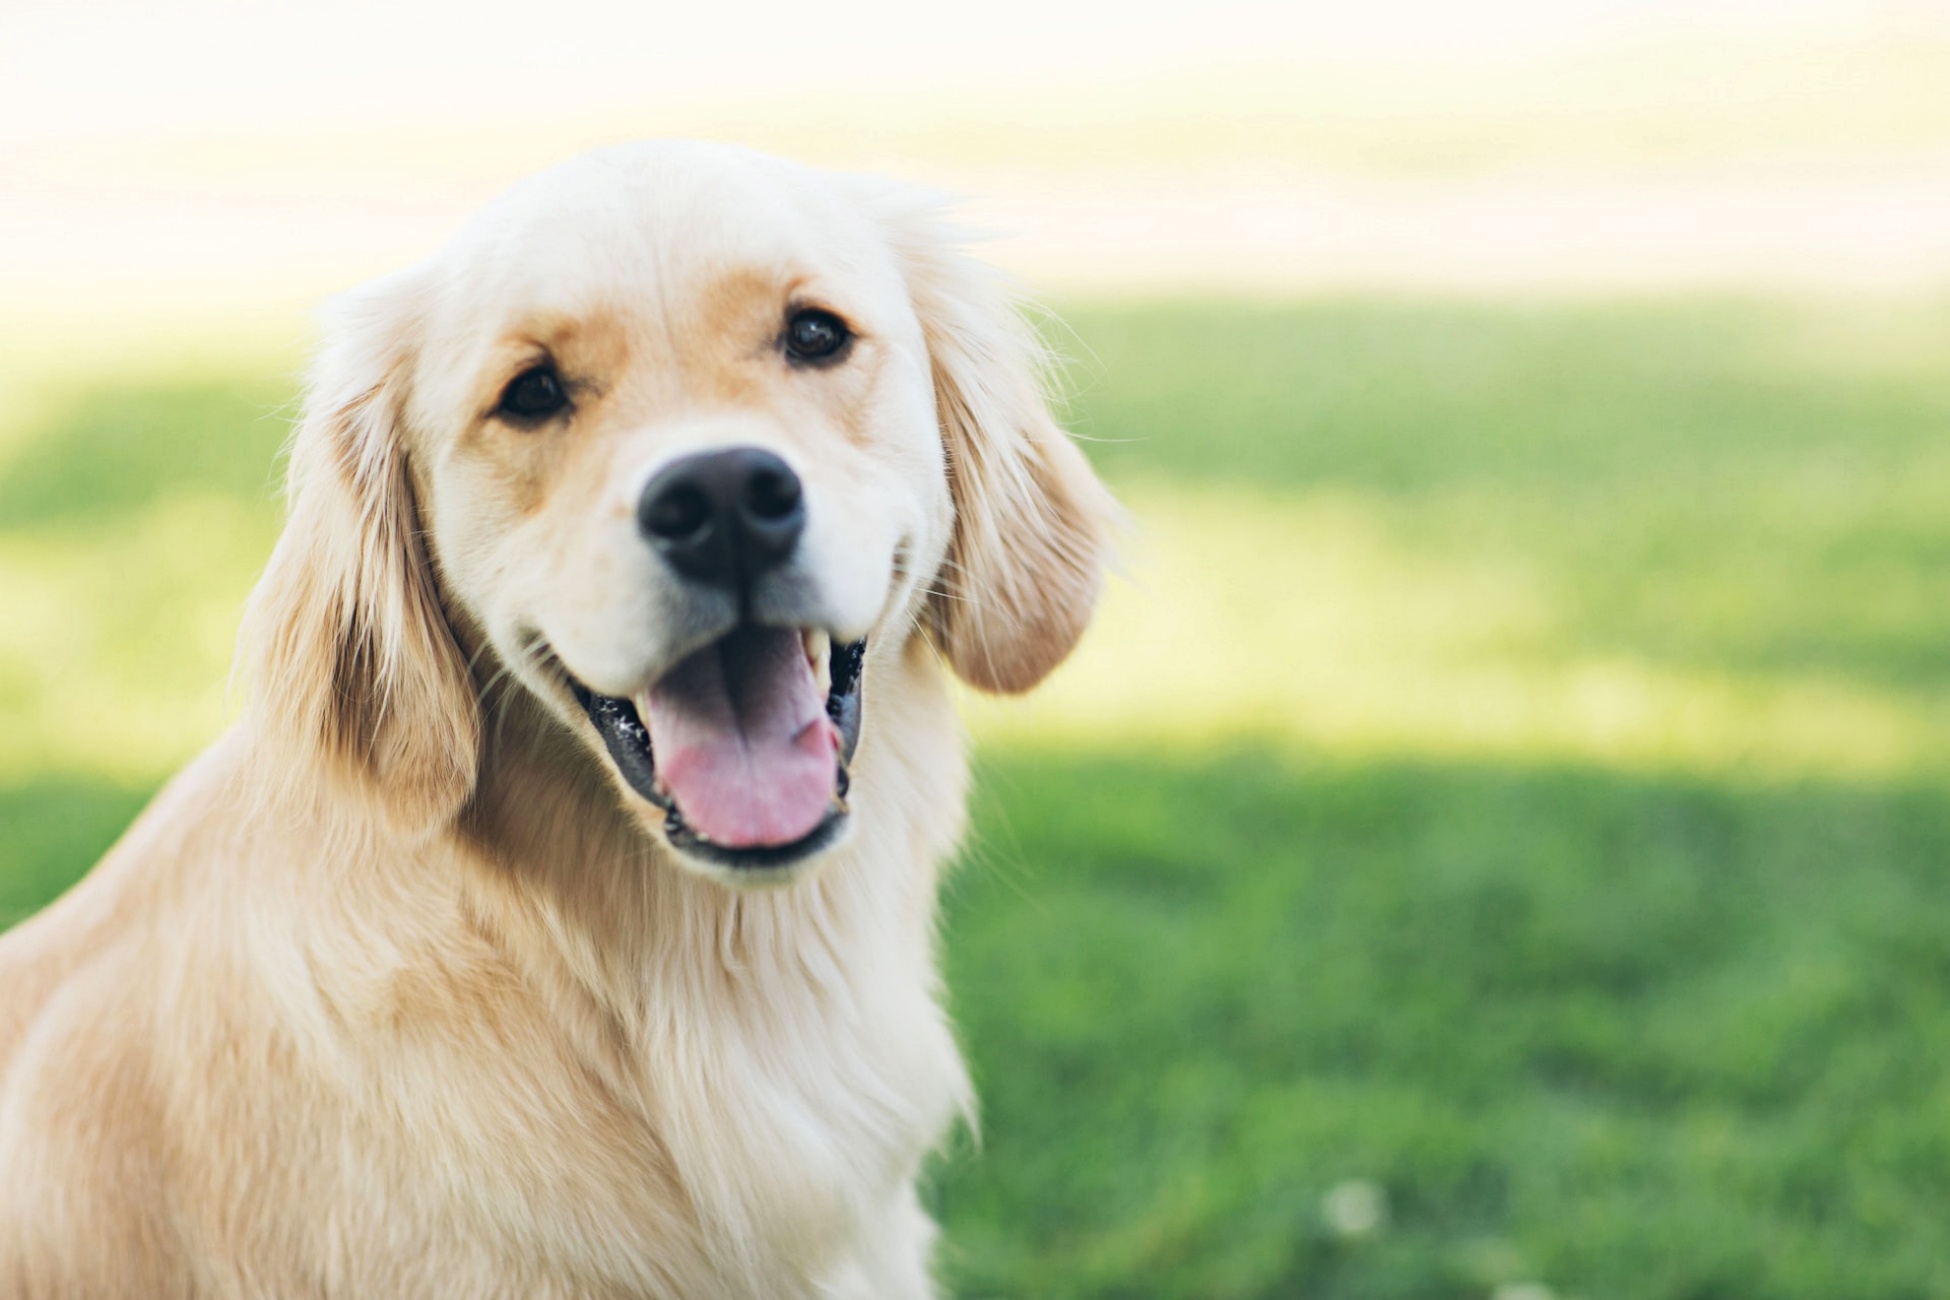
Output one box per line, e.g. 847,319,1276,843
3,292,1948,1296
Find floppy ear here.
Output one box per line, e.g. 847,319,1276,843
241,275,479,834
886,201,1118,694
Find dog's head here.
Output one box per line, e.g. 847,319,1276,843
244,142,1113,885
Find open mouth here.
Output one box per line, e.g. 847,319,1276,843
568,628,865,870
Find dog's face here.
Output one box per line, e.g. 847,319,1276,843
246,143,1112,887
410,150,954,875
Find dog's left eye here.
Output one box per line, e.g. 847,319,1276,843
497,365,569,421
783,309,851,365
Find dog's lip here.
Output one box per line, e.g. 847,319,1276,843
564,630,864,870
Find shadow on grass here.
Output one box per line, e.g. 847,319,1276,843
0,775,156,930
934,745,1950,1300
0,376,295,531
1056,299,1950,691
1057,298,1950,495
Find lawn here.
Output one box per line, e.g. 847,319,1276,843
3,297,1949,1297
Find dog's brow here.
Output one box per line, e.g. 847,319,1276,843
501,308,633,375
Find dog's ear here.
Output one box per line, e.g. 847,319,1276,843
882,197,1118,694
242,273,478,834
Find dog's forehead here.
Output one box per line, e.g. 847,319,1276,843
433,143,908,330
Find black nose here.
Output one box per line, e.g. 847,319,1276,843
637,447,806,588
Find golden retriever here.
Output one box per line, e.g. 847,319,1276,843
0,141,1114,1298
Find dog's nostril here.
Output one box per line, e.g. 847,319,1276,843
643,483,713,542
745,469,801,523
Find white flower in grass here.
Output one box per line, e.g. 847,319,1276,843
1321,1179,1388,1237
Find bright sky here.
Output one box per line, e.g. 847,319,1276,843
3,0,1946,326
0,0,1910,135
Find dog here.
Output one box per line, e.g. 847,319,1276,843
0,141,1115,1298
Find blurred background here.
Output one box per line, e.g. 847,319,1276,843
5,1,1950,1295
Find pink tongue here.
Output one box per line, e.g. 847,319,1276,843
639,627,839,849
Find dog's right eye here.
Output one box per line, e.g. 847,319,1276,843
497,365,569,422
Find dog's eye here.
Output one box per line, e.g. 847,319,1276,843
497,365,569,421
783,309,851,365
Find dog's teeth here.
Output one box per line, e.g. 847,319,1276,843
805,629,832,696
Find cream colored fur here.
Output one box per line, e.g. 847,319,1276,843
0,142,1115,1299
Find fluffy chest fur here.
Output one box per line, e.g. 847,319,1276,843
224,656,975,1297
288,890,970,1300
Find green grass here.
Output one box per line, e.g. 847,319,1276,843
936,750,1950,1299
1055,298,1950,690
0,778,153,931
4,296,1950,1295
0,377,293,532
